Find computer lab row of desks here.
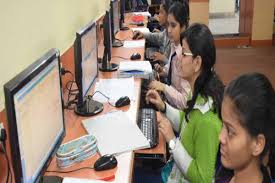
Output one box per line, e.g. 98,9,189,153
0,13,166,183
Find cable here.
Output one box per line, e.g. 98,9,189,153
1,143,12,183
64,80,78,110
90,91,109,100
46,166,94,174
89,91,116,107
112,56,129,60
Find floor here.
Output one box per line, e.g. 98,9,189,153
209,12,240,35
215,46,275,87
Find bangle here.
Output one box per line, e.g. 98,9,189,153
160,102,166,113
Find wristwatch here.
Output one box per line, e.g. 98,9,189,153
169,138,177,151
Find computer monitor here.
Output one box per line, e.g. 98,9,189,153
110,0,123,47
99,11,119,72
119,0,129,31
4,48,65,183
74,20,104,116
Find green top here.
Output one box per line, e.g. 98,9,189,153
163,94,222,183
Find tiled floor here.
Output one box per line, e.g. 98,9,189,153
209,12,240,35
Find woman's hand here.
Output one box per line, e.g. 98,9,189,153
133,30,144,39
145,89,165,111
154,64,165,76
158,116,176,143
150,52,166,62
148,80,165,92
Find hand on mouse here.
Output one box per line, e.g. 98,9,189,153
133,31,144,39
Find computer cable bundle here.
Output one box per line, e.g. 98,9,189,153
0,124,12,183
60,68,79,110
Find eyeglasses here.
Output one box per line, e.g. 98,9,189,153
182,52,193,57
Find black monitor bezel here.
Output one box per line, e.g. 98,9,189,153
74,21,98,106
4,48,65,183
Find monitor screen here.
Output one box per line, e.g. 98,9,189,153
74,21,98,103
111,0,120,37
4,49,65,183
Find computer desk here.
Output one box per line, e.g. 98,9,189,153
0,13,166,183
45,13,166,183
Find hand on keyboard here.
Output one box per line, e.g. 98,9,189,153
145,89,165,112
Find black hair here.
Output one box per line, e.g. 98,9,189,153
180,23,224,121
161,0,173,13
224,72,275,182
168,0,190,28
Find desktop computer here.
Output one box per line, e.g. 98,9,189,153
74,20,104,116
4,48,65,183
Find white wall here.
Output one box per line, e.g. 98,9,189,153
0,0,110,110
209,0,235,14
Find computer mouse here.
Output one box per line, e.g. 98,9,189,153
130,53,141,60
115,96,130,107
94,154,117,171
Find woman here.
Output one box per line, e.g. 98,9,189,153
146,23,224,182
133,0,174,64
148,1,191,110
218,73,275,183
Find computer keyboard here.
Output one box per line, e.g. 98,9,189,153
138,108,159,148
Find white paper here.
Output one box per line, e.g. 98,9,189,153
119,61,152,73
123,40,145,48
63,177,111,183
131,27,150,33
133,11,151,17
82,111,150,155
93,77,135,103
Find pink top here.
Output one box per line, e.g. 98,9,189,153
163,43,191,110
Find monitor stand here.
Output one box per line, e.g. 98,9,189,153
120,26,129,31
99,62,119,72
75,97,104,116
38,176,63,183
112,39,123,47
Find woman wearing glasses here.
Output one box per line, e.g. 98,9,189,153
148,1,191,110
146,23,224,182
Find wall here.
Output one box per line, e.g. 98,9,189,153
209,0,235,15
189,0,209,25
251,0,274,41
0,0,110,111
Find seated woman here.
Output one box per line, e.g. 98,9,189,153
146,23,224,182
133,0,174,64
148,1,191,110
217,72,275,183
